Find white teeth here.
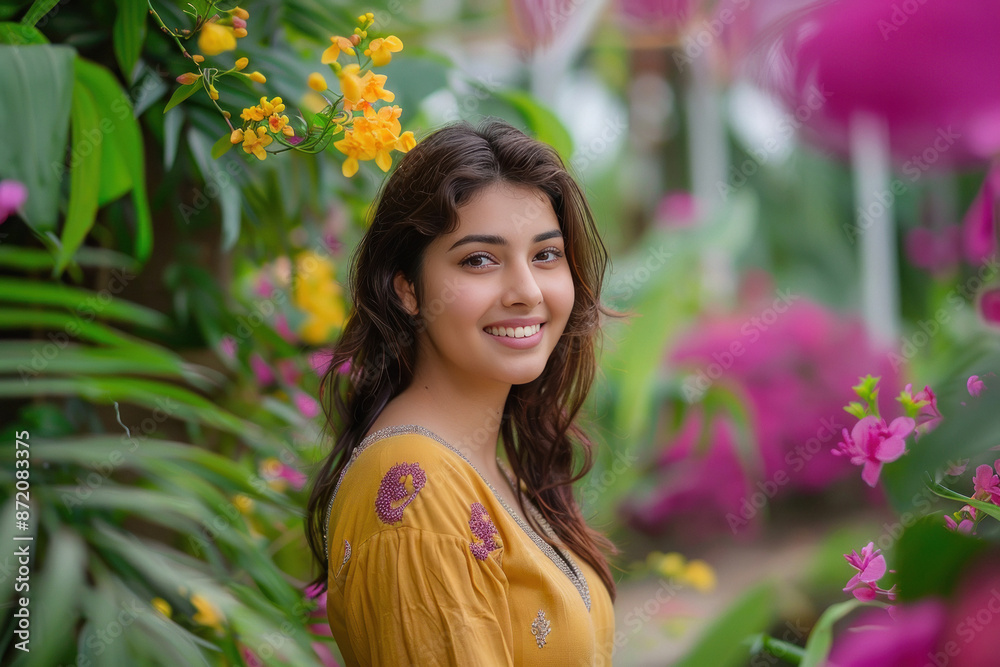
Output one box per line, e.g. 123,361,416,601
487,324,541,338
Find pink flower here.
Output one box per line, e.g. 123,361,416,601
254,275,274,298
843,542,896,601
909,384,942,437
944,513,975,535
219,335,238,360
309,351,333,376
0,180,28,223
274,314,297,343
827,600,947,667
249,353,274,386
980,288,1000,326
277,359,301,385
833,415,915,486
972,463,1000,503
967,374,986,396
961,161,1000,265
655,191,700,228
294,391,320,419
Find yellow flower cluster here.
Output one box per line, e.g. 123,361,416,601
292,251,346,344
646,551,717,593
231,97,295,160
197,6,250,56
308,12,414,176
334,105,415,177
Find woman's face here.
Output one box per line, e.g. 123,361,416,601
397,182,576,391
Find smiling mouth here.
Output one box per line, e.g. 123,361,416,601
484,323,542,339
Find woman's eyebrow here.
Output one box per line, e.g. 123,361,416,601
448,229,563,251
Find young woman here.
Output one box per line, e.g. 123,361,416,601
305,119,620,665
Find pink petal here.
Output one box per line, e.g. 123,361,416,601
962,162,1000,264
859,554,887,583
875,434,907,464
0,180,28,222
887,416,916,438
862,460,883,487
980,288,1000,326
294,391,321,419
250,353,274,385
968,374,986,396
852,585,878,601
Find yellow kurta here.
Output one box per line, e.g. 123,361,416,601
324,425,615,666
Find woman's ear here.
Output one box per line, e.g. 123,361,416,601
393,271,419,316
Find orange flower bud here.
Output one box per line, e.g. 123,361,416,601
349,34,361,46
230,129,244,144
248,71,266,83
232,6,249,20
235,57,248,71
234,27,248,38
307,72,328,92
208,84,219,100
176,72,199,85
192,54,205,64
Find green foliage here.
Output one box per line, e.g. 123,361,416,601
673,582,776,667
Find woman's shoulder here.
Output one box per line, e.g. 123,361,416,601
326,424,493,543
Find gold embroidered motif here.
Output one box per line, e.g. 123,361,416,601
530,609,551,648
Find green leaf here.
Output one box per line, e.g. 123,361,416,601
73,57,153,262
493,88,574,161
893,516,987,600
927,479,1000,523
112,0,146,81
0,44,75,230
18,0,58,26
0,244,139,272
0,21,46,44
55,75,102,275
211,131,234,159
0,277,170,330
673,582,775,667
800,599,869,667
164,82,199,113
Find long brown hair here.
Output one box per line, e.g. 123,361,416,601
305,118,620,601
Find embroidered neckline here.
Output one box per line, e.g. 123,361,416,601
323,423,591,612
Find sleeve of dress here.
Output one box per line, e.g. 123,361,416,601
343,526,515,666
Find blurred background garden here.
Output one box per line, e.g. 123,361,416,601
1,0,999,665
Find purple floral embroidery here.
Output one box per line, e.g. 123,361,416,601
469,502,500,560
375,462,427,524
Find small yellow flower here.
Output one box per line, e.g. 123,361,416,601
396,130,416,153
198,21,237,56
308,72,328,92
234,57,248,71
151,598,172,617
364,35,403,67
359,71,394,105
321,35,356,64
259,96,285,115
176,72,199,85
242,126,273,160
337,63,363,106
191,594,224,630
682,560,717,593
240,105,264,122
248,71,266,83
233,494,255,514
651,551,686,579
268,114,291,135
230,129,244,144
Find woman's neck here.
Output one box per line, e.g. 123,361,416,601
375,374,509,477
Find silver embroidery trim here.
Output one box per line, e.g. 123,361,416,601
531,609,551,648
334,539,351,578
323,424,591,612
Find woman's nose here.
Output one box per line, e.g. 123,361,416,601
501,260,543,308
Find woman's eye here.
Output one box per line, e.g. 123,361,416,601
461,252,495,268
536,247,564,263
